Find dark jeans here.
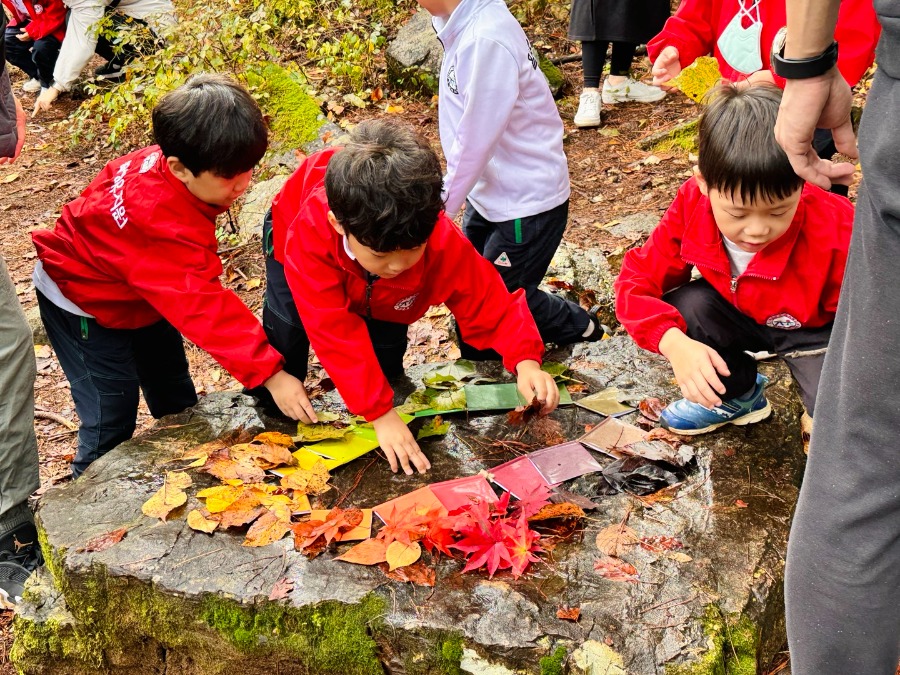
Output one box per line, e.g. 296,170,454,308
459,199,590,360
260,212,409,395
4,22,61,88
94,11,156,70
37,292,197,477
581,40,638,88
664,279,831,414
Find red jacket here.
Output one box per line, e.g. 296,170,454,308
1,0,66,42
615,178,853,353
647,0,879,88
272,148,545,422
32,146,284,389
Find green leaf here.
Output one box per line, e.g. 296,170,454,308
295,414,355,443
416,416,450,440
541,362,569,379
422,359,477,387
432,387,467,411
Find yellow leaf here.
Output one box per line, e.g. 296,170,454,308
141,484,187,521
34,345,52,358
279,460,331,495
386,540,421,570
1,173,19,184
243,510,292,547
165,471,193,490
385,104,405,114
670,56,722,103
196,484,245,513
209,368,222,383
245,278,262,290
184,454,208,469
253,431,294,448
187,509,218,533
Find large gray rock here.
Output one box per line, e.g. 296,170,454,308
236,176,289,244
546,242,618,328
386,10,443,95
14,339,805,674
25,304,47,345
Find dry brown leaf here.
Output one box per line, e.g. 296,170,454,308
201,449,266,483
595,524,640,557
76,527,128,553
253,431,294,448
556,606,581,622
217,498,266,529
229,441,294,470
181,439,228,462
386,540,421,570
667,552,693,563
187,509,219,534
593,555,639,583
638,397,665,422
244,510,293,547
279,460,331,495
335,538,388,565
381,560,436,586
528,502,586,522
269,577,294,600
639,535,684,552
141,483,187,521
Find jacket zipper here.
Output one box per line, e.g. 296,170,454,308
364,273,377,319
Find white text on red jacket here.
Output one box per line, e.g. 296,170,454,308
110,161,132,229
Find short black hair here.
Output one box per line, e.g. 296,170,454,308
698,84,803,204
152,74,268,178
325,119,444,252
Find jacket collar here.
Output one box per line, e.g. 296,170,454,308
433,0,493,47
680,186,809,279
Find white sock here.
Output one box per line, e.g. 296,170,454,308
582,321,596,338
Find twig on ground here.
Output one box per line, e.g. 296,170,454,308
34,410,77,430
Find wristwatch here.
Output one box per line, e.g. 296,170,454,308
771,27,839,79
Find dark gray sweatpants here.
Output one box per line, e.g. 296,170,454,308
785,22,900,673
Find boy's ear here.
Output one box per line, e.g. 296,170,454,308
167,157,193,182
327,211,345,236
693,166,709,196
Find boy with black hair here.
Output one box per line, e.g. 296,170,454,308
417,0,606,354
264,119,559,476
616,85,853,435
32,74,316,478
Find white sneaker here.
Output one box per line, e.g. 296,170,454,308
602,77,666,104
573,89,602,128
22,78,41,93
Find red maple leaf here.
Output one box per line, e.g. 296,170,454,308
377,504,439,547
306,507,364,546
505,515,543,579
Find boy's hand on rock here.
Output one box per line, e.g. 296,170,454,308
372,410,431,475
262,370,318,423
652,46,681,87
515,359,559,415
658,328,729,408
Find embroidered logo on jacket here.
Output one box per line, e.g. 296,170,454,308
139,151,160,174
34,4,44,13
494,252,512,267
446,65,459,94
394,294,418,311
766,313,802,330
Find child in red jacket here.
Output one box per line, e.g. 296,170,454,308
1,0,66,93
615,85,853,435
264,119,559,475
32,74,315,477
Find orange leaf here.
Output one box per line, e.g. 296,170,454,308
556,606,581,622
528,502,585,522
76,527,128,553
735,499,749,508
334,538,387,565
201,449,266,483
141,483,187,521
381,560,435,586
244,510,292,547
253,431,294,448
595,524,639,557
593,555,639,583
279,461,331,495
386,540,422,570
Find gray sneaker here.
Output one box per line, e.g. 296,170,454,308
601,77,667,104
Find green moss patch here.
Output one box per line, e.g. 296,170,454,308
248,63,325,150
539,645,567,675
665,605,758,675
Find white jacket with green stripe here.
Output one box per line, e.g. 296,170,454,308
431,0,570,222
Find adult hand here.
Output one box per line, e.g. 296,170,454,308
372,409,431,475
652,46,682,87
0,96,25,165
262,369,318,423
774,67,857,190
514,359,559,415
32,85,59,117
658,328,730,409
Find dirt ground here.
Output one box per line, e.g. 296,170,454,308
0,38,862,670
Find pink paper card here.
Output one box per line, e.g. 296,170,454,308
528,441,603,485
579,416,647,457
489,456,551,499
373,486,447,524
430,475,499,513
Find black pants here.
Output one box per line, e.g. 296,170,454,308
459,199,591,360
37,292,197,477
664,279,831,414
94,11,156,70
581,40,637,88
4,22,61,88
260,212,409,391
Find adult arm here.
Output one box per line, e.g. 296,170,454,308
441,37,519,218
773,0,857,189
51,1,105,92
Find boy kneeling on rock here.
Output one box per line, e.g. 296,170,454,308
616,85,853,436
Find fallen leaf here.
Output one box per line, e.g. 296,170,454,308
416,415,450,440
141,483,187,521
253,431,294,448
279,460,331,495
639,535,684,552
76,527,128,553
593,555,639,583
229,441,294,470
269,577,294,600
556,606,581,622
735,499,749,508
165,471,193,490
334,538,387,565
244,510,292,547
295,417,353,443
187,509,219,534
196,484,246,513
667,552,693,563
386,540,422,570
638,398,666,422
1,172,19,183
528,502,586,522
201,448,266,483
381,560,435,586
595,524,640,557
507,396,543,426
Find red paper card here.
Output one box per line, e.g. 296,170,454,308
373,486,447,524
429,475,498,513
489,456,551,499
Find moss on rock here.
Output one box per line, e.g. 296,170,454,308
538,54,564,98
665,606,758,675
539,645,567,675
248,63,325,150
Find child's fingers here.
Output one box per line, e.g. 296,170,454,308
382,446,400,473
395,443,416,476
700,361,727,396
708,349,731,379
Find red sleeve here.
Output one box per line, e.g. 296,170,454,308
124,223,284,390
440,222,544,372
614,183,696,353
23,0,67,41
284,211,396,422
647,0,718,70
834,0,880,87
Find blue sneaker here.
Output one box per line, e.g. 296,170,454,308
659,374,771,435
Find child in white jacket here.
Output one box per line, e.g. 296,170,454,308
420,0,605,353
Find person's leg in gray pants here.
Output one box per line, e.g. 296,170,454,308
785,64,900,673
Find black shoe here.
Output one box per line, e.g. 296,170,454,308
584,305,611,342
94,60,126,81
0,523,43,607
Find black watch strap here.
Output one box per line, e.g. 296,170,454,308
771,29,839,79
